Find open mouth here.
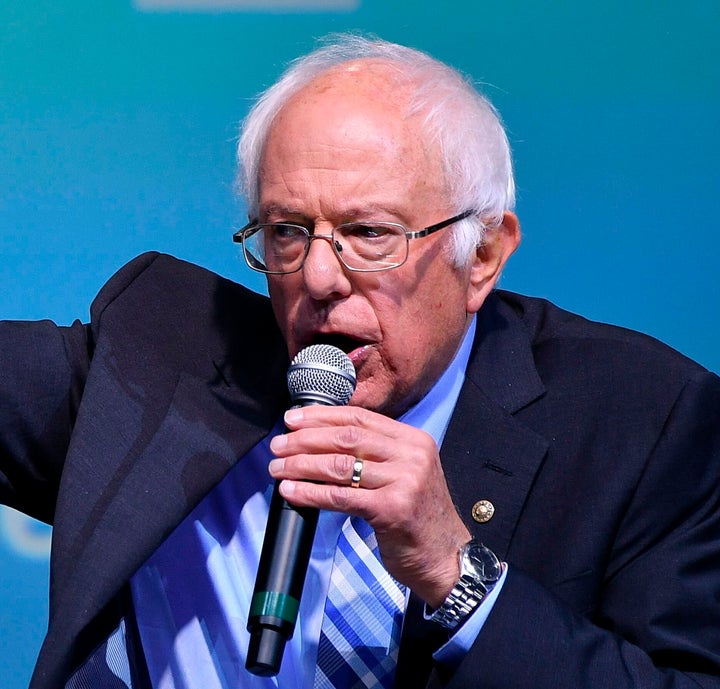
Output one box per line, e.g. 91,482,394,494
312,333,367,355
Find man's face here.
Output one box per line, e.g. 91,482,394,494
259,64,482,417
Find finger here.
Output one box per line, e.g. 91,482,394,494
283,405,397,434
277,474,374,515
269,425,365,459
270,421,435,469
269,452,352,483
270,450,387,489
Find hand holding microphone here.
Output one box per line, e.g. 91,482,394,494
246,344,356,676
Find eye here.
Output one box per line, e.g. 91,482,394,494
341,223,396,240
269,224,307,242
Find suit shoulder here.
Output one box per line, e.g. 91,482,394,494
494,289,709,382
88,252,283,373
91,252,270,322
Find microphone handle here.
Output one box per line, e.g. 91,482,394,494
246,471,319,675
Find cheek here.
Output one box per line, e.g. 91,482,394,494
375,305,432,375
402,283,466,330
373,278,450,340
391,286,468,361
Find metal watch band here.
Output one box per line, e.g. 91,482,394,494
428,573,489,630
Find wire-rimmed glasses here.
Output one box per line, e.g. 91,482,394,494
232,210,475,275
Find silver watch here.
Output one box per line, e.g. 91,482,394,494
428,540,502,630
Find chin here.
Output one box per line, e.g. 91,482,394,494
348,385,385,414
349,385,406,418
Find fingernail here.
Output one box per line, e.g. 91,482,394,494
270,434,287,452
279,480,295,498
268,458,284,476
284,408,302,425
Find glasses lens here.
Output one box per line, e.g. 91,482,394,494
244,224,308,274
335,223,407,270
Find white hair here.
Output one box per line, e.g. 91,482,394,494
237,34,515,267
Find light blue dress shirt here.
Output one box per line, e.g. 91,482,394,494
130,316,505,687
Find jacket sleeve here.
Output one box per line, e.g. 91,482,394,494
0,252,160,524
0,317,91,523
445,370,720,689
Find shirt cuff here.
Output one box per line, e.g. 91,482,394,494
431,563,508,668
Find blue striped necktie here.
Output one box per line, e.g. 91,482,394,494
314,516,406,689
65,620,133,688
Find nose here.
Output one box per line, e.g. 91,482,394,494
302,233,352,301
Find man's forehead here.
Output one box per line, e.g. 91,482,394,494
257,59,447,214
293,59,413,106
262,67,423,162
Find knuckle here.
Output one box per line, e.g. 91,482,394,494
404,468,426,494
335,425,363,451
347,406,371,426
327,485,352,511
331,453,354,480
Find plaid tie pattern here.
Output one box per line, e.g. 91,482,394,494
314,516,406,689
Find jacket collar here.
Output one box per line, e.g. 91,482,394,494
441,291,548,555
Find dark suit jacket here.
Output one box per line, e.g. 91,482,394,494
2,252,719,689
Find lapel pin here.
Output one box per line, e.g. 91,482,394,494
471,499,495,523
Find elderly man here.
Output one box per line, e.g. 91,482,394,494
2,35,719,689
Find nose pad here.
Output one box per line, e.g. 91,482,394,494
302,234,351,298
305,234,338,262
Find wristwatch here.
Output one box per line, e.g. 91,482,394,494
428,539,502,630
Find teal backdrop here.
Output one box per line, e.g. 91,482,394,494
1,1,718,686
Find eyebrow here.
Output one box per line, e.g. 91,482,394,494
259,204,409,223
258,204,300,221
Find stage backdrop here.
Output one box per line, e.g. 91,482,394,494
1,1,718,685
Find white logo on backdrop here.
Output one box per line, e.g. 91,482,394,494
134,0,360,10
0,507,51,559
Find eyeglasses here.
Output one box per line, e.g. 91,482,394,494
232,210,475,275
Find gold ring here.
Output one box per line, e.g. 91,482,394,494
351,458,363,488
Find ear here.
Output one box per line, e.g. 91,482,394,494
465,211,521,314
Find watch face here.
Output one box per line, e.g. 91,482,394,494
464,541,502,582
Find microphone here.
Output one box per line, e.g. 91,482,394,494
246,344,356,676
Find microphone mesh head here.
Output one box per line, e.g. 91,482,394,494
287,344,357,406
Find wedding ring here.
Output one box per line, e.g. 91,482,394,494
351,458,364,488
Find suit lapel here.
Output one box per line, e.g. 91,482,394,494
443,292,548,553
396,292,549,687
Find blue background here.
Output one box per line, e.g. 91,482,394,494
1,1,718,686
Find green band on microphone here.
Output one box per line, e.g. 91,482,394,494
250,591,300,623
